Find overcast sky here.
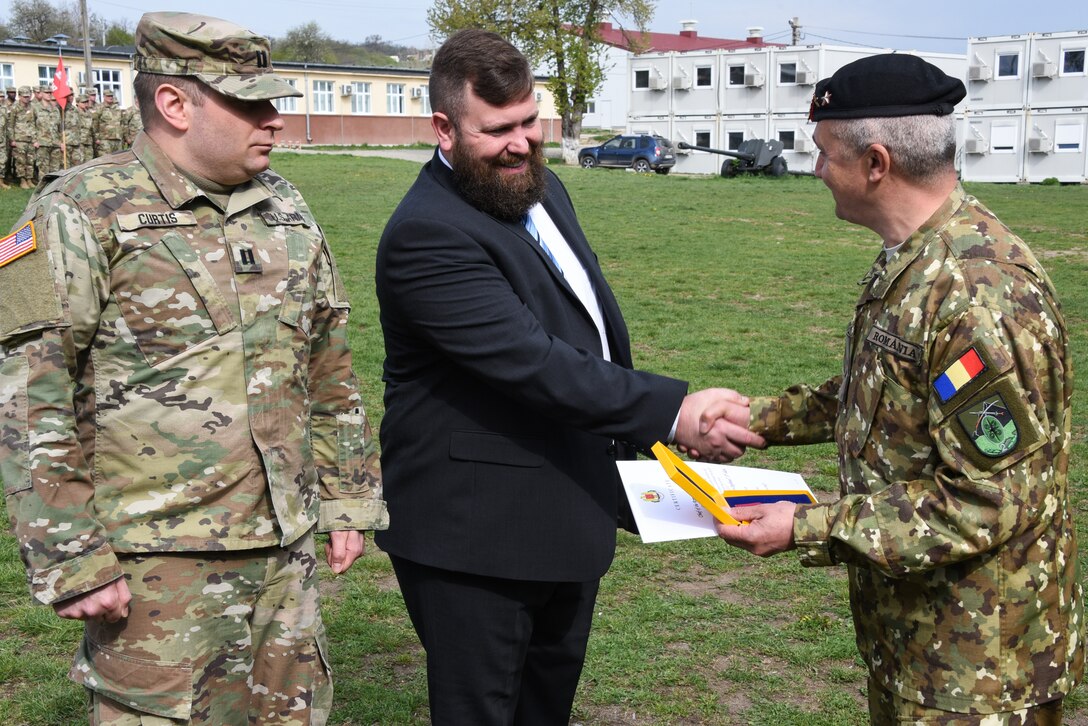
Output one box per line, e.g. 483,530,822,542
3,0,1085,55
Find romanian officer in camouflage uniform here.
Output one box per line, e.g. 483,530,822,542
9,86,38,188
713,55,1082,725
0,11,387,725
91,88,124,156
35,91,64,175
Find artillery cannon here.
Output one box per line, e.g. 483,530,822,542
677,139,789,178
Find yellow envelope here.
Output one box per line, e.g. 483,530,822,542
651,442,740,526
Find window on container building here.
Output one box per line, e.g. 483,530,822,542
996,52,1020,78
1062,48,1085,75
778,130,795,150
694,131,711,147
634,69,649,88
695,66,712,87
727,131,744,150
727,65,745,85
779,62,797,84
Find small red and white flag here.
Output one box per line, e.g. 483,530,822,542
53,56,73,110
0,221,38,268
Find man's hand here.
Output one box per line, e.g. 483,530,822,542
53,578,131,622
675,388,766,462
715,502,797,556
325,530,365,574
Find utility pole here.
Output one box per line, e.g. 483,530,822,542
789,17,802,46
81,0,93,94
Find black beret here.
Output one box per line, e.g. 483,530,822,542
809,54,966,121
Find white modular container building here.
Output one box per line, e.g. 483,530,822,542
962,109,1028,182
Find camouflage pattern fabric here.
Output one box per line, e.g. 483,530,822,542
74,530,330,725
867,674,1064,725
8,101,37,182
67,105,94,166
134,13,301,101
750,185,1083,714
0,130,387,609
35,101,64,174
91,104,124,156
121,106,141,147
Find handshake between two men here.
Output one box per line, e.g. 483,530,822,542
672,388,798,558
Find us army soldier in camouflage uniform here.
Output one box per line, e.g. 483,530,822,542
35,91,64,174
713,55,1082,725
0,11,387,726
8,86,37,187
68,94,94,166
91,88,123,156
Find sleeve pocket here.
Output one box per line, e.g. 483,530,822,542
0,355,30,495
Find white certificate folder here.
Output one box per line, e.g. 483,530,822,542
617,446,816,543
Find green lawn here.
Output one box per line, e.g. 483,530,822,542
1,156,1086,725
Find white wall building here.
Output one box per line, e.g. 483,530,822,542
628,44,967,175
963,30,1087,182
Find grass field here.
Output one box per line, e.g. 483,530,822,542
0,155,1086,725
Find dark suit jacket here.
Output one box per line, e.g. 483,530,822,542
374,151,687,582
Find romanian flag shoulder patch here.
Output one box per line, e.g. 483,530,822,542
933,347,986,403
0,221,37,269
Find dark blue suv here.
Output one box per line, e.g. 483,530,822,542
578,134,676,174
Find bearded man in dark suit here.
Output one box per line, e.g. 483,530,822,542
375,29,760,725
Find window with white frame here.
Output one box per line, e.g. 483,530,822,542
77,69,123,103
0,63,13,91
37,65,56,90
996,52,1020,78
695,65,713,87
1054,122,1083,152
312,80,334,113
585,100,596,114
387,83,405,114
273,79,298,112
694,130,711,147
1062,47,1085,75
727,64,745,86
727,131,744,150
350,82,371,114
634,69,650,89
419,84,431,114
778,62,797,84
778,130,796,150
990,124,1017,153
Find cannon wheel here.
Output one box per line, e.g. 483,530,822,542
720,160,738,178
632,158,652,173
768,156,788,177
580,155,598,169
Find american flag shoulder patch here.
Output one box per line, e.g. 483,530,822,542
0,221,37,269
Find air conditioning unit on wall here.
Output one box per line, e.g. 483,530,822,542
648,74,668,91
1032,61,1057,78
339,84,353,96
964,138,989,154
1027,136,1053,153
793,137,815,153
967,65,992,82
795,69,815,85
410,87,424,98
743,72,764,87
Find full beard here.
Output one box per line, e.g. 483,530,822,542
450,141,548,222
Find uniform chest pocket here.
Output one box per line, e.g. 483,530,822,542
277,229,322,334
113,232,236,367
841,347,885,459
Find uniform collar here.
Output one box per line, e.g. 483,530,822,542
866,184,967,300
132,131,281,215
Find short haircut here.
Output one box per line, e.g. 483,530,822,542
132,72,207,130
429,29,534,127
827,115,957,183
